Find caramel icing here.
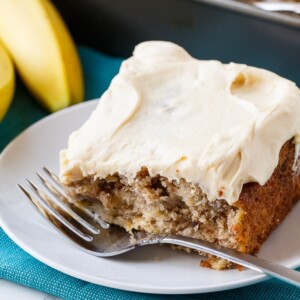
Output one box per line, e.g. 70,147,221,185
60,41,300,204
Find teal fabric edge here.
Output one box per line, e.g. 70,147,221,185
0,45,300,299
1,228,300,300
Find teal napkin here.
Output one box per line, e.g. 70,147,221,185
0,46,299,299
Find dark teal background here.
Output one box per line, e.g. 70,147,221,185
0,46,300,299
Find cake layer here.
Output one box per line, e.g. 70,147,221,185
63,139,300,269
60,41,300,204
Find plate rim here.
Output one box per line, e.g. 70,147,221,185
0,100,296,294
0,218,268,294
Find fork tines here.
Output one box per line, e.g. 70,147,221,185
18,168,108,242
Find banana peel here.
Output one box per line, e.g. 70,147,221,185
0,42,15,121
0,0,84,112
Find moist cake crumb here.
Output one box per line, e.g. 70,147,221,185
63,139,300,269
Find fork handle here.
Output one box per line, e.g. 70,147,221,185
162,235,300,287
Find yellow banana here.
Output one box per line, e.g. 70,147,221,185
0,42,15,121
0,0,84,112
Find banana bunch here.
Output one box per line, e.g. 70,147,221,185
0,0,84,121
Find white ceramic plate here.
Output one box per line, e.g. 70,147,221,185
1,100,300,294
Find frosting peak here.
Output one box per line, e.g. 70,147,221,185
60,41,300,204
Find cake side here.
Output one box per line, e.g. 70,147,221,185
62,139,300,269
234,139,300,254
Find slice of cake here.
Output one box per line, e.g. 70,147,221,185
60,41,300,269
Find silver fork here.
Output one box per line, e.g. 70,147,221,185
18,168,300,287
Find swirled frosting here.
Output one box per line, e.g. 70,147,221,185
60,41,300,204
